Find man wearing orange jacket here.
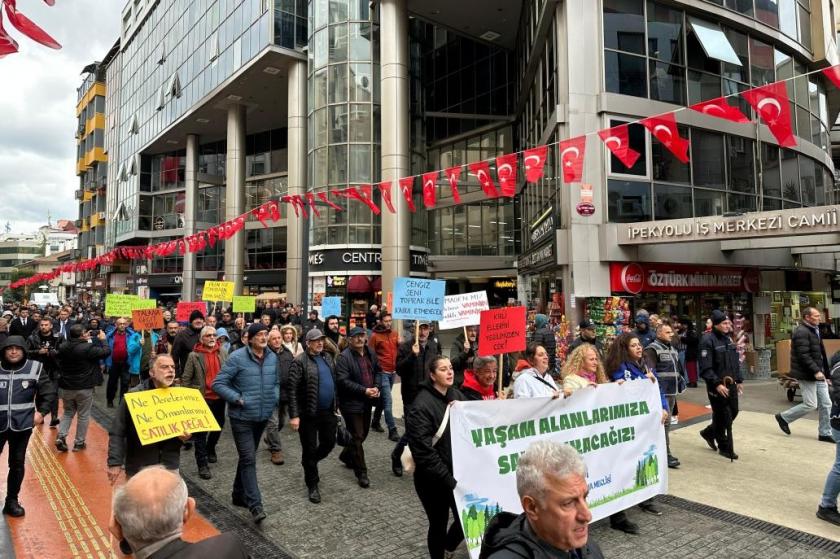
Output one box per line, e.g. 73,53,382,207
368,312,399,441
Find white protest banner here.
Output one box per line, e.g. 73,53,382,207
451,380,667,557
437,291,489,330
32,293,60,307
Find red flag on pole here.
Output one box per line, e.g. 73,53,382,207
640,113,690,163
399,177,416,212
422,172,438,208
469,161,500,199
823,65,840,89
598,124,641,169
741,82,796,148
317,191,344,212
558,136,586,183
495,153,517,197
376,181,395,213
689,97,750,123
358,184,381,215
444,166,462,204
523,145,548,183
3,1,61,49
305,192,321,218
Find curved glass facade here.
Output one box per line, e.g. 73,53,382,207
307,0,381,246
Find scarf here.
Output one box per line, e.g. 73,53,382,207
577,370,597,383
193,343,221,399
461,370,496,400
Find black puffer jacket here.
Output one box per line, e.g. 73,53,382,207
790,322,828,381
531,326,557,374
107,379,182,476
26,330,61,377
479,512,604,559
171,326,201,377
396,337,440,407
828,352,840,430
288,351,337,418
274,345,294,403
449,333,477,388
57,338,111,390
335,346,382,414
406,381,463,490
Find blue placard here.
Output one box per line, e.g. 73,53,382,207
391,277,446,321
321,296,342,319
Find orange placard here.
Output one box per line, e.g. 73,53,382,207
132,308,164,331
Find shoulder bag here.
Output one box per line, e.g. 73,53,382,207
401,403,451,474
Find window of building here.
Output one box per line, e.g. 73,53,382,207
687,18,741,66
609,180,653,222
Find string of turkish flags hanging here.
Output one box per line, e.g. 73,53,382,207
6,63,840,292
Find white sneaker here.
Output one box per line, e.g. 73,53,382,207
670,416,679,425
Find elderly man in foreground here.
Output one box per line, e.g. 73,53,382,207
480,440,604,559
110,465,249,558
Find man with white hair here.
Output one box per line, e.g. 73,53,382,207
110,465,249,558
479,441,604,558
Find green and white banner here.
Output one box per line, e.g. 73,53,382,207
451,380,668,556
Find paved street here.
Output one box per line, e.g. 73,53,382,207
82,379,840,559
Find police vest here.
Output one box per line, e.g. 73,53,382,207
648,339,681,396
0,360,43,432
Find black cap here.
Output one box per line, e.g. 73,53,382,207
189,309,205,323
579,319,595,330
247,323,269,338
711,309,727,325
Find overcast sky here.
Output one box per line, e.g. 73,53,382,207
0,0,121,234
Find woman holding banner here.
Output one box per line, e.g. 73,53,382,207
604,332,669,534
512,343,560,399
406,356,465,559
560,344,608,396
182,326,229,480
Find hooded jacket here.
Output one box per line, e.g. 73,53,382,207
479,512,604,559
405,381,463,489
450,331,477,387
172,325,202,378
369,323,399,372
396,336,440,407
0,336,55,432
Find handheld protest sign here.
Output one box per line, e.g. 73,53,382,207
391,277,446,322
176,301,208,322
202,281,235,302
105,294,139,317
232,295,256,314
132,298,157,310
132,308,163,331
321,296,341,319
478,306,527,357
124,387,221,446
438,291,489,330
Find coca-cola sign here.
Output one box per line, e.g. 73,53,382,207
610,263,759,294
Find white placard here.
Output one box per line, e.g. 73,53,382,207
437,291,489,330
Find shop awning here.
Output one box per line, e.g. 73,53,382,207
347,275,372,293
370,276,382,292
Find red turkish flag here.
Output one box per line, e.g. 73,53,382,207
444,166,462,204
823,65,840,89
422,172,438,208
558,136,586,183
305,193,321,218
0,15,19,57
640,113,690,163
317,191,344,212
399,177,416,212
469,161,500,199
523,145,548,183
689,97,749,123
358,184,381,215
3,1,61,49
495,154,517,197
598,124,641,169
376,181,395,213
741,82,796,148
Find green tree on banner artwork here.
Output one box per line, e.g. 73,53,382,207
635,445,660,488
460,495,503,550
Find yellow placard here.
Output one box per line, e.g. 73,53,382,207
125,387,221,446
132,298,157,310
105,294,138,317
202,280,235,302
232,295,256,313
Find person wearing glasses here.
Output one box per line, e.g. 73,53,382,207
182,326,229,480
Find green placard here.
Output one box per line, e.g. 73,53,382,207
105,294,139,317
232,295,256,313
133,298,157,310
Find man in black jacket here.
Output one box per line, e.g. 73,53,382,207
288,329,338,504
391,321,439,477
27,318,62,427
336,327,381,488
698,310,743,460
55,325,111,452
9,308,36,339
53,307,75,341
776,306,834,442
172,310,205,379
450,325,477,388
479,440,604,559
107,354,190,483
568,319,604,359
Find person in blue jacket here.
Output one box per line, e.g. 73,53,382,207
105,318,142,406
212,322,278,524
602,332,669,535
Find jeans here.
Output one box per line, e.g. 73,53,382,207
820,427,840,509
106,361,130,404
58,388,94,444
193,398,226,467
298,410,337,488
339,406,372,477
0,429,32,501
781,379,832,437
414,474,464,559
372,372,396,430
265,402,288,452
230,418,268,511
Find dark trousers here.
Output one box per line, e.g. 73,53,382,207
298,410,337,488
414,475,464,559
0,429,32,502
230,418,268,511
193,398,227,467
339,406,372,477
392,402,412,458
106,361,130,404
701,391,740,453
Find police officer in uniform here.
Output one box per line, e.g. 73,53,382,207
0,335,55,516
698,310,743,460
644,322,685,469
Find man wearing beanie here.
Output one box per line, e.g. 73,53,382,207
172,310,205,380
212,322,278,523
531,314,557,376
698,310,743,459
